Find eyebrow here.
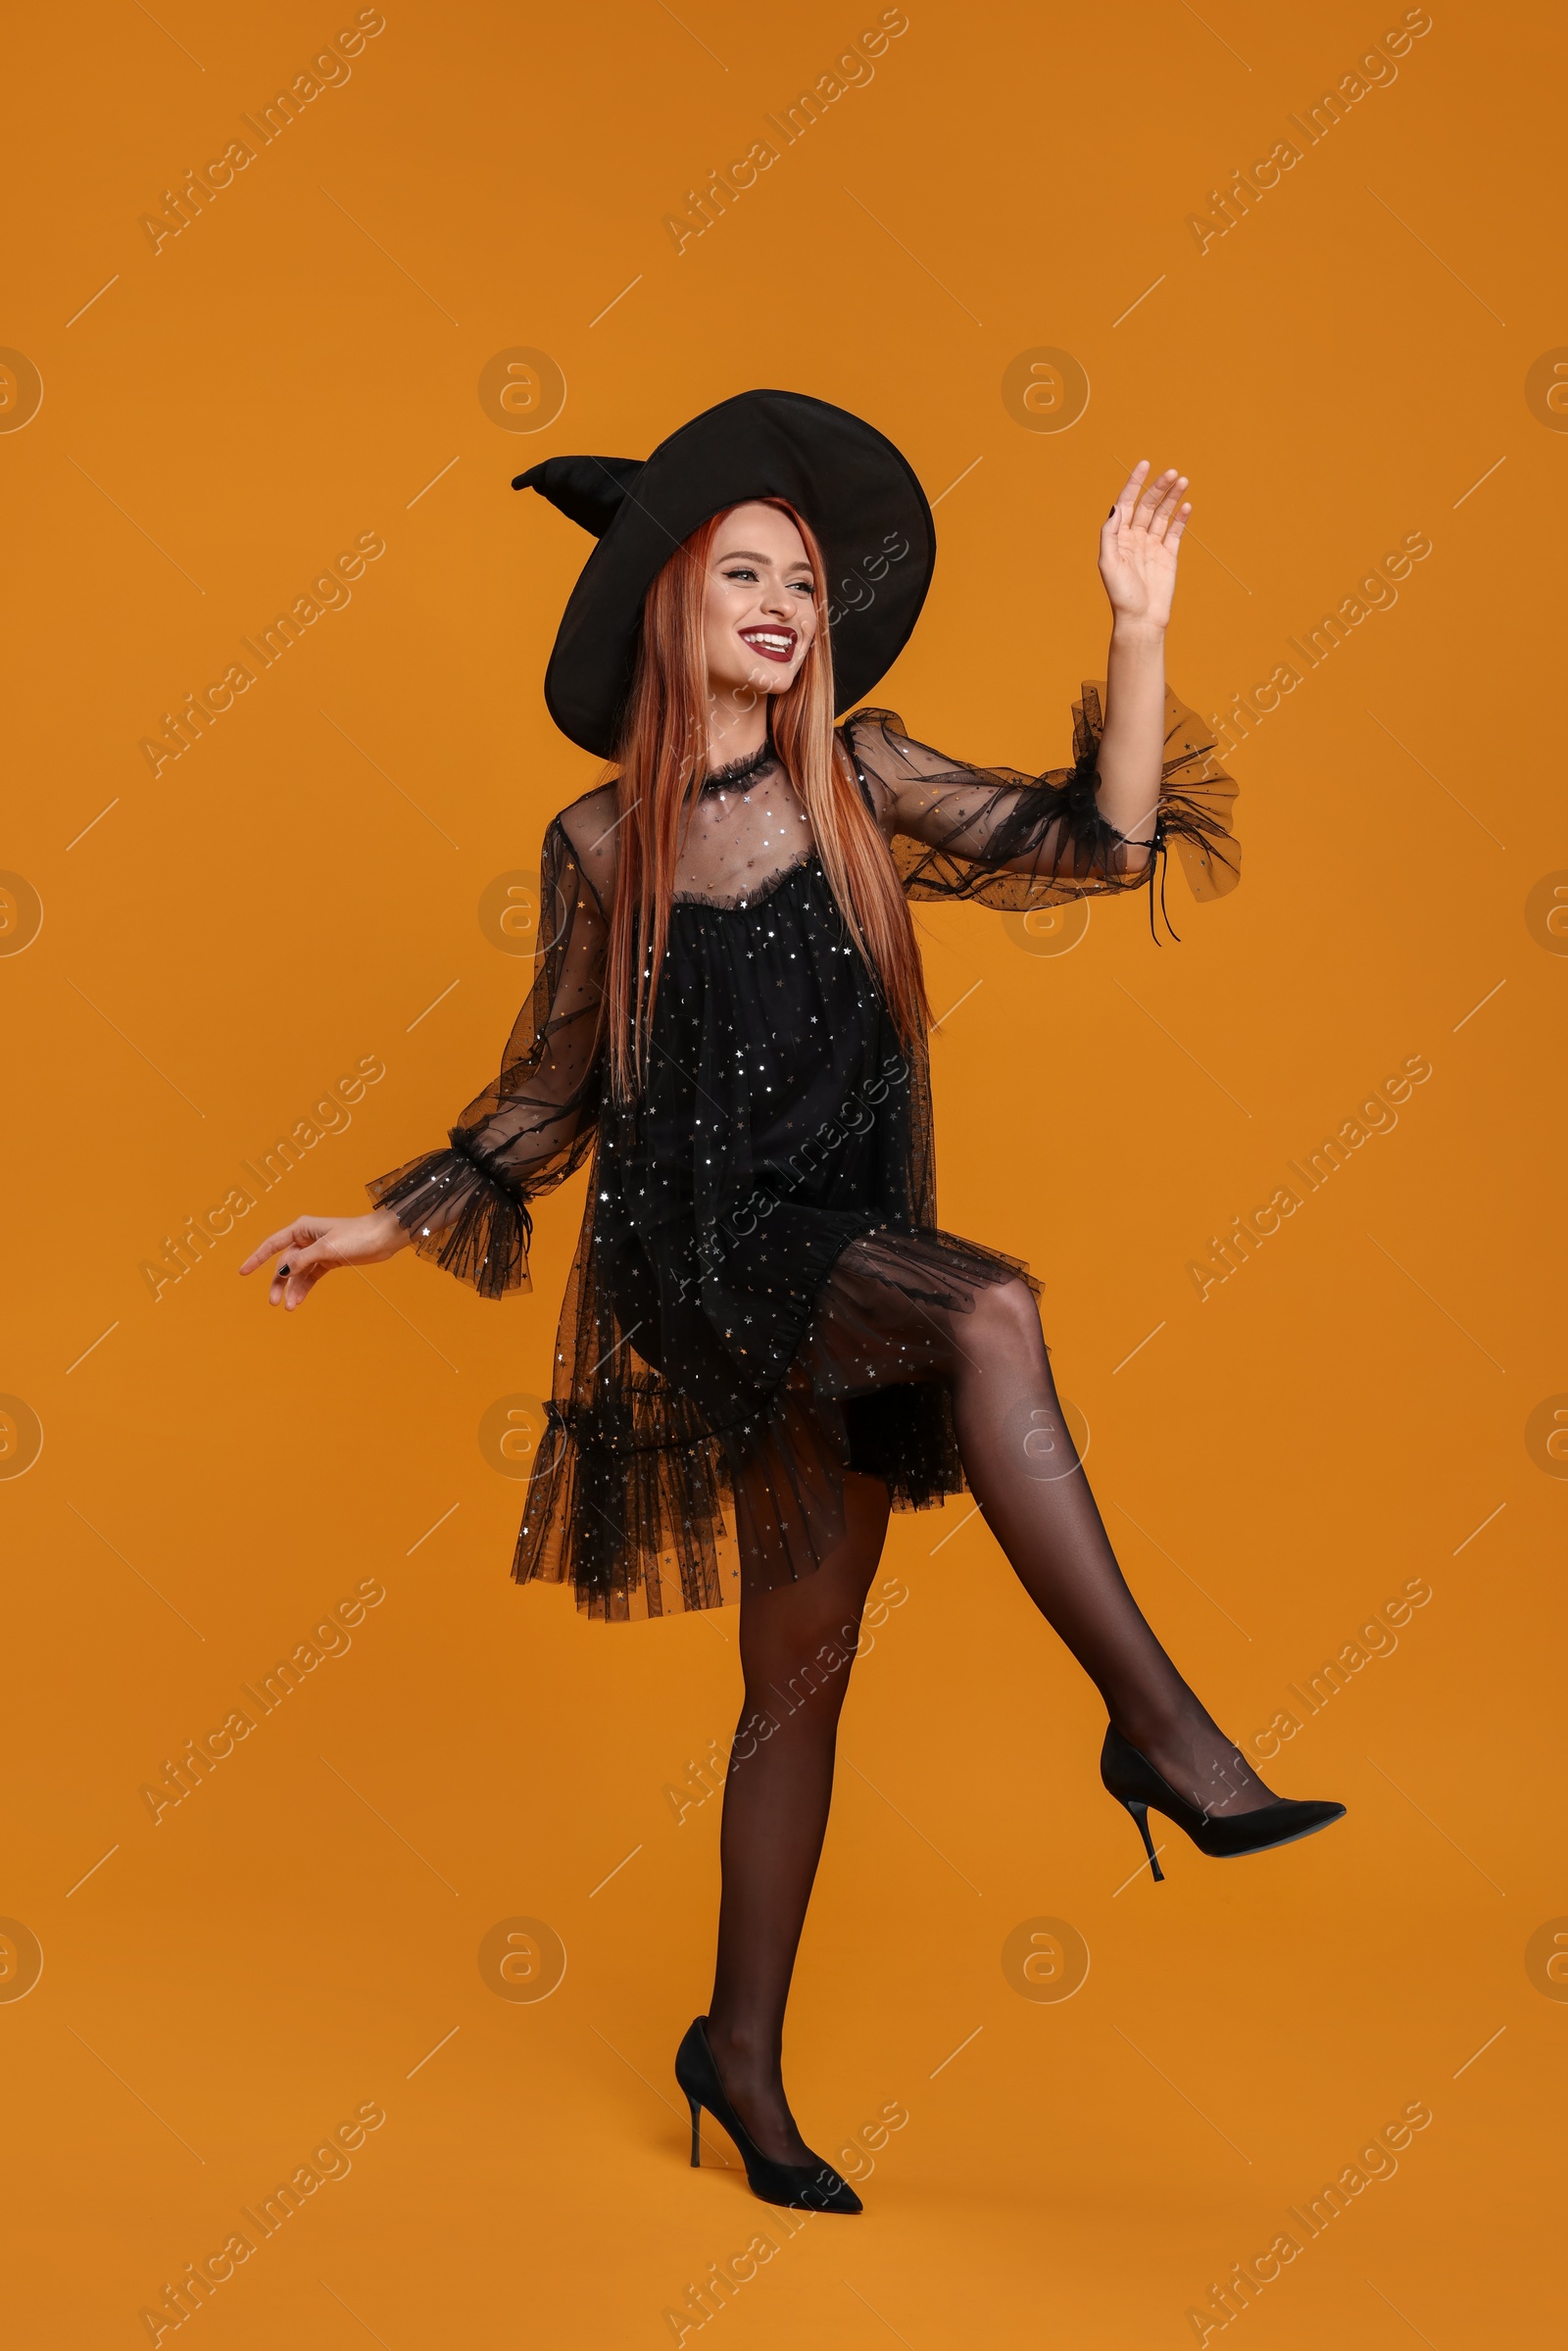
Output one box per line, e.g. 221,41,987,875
714,549,814,567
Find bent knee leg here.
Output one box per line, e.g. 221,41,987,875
967,1272,1049,1365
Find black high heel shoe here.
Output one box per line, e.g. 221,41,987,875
1101,1724,1346,1882
674,2017,862,2214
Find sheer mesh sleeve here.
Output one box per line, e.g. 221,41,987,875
365,809,608,1299
843,680,1240,936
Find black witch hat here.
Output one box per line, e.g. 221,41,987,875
514,388,936,759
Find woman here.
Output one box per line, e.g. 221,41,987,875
240,390,1344,2216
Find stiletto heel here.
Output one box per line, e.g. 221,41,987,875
1102,1724,1345,1875
1122,1797,1164,1882
687,2093,702,2168
674,2017,862,2214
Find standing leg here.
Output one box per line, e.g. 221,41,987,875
704,1466,889,2164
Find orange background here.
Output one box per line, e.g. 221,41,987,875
3,1,1561,2342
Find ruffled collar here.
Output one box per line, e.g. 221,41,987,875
701,738,776,796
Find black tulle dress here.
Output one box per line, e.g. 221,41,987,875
367,685,1238,1620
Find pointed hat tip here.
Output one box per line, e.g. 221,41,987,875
509,453,646,536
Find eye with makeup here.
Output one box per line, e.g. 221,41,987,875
721,563,814,595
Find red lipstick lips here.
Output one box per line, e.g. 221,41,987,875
738,626,798,664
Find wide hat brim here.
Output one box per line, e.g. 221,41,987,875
515,388,936,759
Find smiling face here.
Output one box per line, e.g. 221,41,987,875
701,501,819,703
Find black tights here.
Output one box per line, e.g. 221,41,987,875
706,1255,1278,2165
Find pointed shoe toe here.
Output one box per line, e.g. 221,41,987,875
674,2016,863,2215
1100,1724,1347,1877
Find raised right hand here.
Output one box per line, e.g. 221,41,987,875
238,1207,410,1312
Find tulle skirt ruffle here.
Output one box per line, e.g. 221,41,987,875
513,1219,1042,1621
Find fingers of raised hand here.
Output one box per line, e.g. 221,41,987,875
1133,466,1181,529
1151,472,1191,537
1104,459,1150,530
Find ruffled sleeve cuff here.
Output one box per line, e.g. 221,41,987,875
1000,679,1241,937
366,1130,536,1301
1150,683,1242,906
864,680,1240,941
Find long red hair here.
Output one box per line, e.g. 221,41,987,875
601,499,932,1104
